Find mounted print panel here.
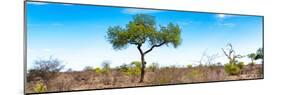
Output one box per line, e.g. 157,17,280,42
25,1,264,94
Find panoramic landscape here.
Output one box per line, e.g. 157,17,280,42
26,2,263,93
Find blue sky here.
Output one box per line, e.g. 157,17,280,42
26,2,263,70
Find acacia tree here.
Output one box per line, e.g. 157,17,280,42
106,14,182,82
247,53,256,64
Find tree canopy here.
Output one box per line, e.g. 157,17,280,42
255,48,263,60
106,14,181,51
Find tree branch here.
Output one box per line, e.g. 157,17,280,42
144,42,166,55
137,44,143,55
222,48,231,60
221,48,228,57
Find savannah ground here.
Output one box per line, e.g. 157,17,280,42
26,63,263,93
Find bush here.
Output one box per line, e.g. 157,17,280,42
33,81,47,93
237,62,244,69
187,64,193,68
224,63,241,75
127,68,141,76
95,67,102,74
101,61,111,74
130,61,142,69
126,61,142,76
118,64,129,72
27,57,64,82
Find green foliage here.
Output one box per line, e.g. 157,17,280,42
130,61,142,69
95,67,102,74
33,81,47,93
148,62,159,72
101,61,111,74
126,61,142,76
116,62,142,76
118,64,129,72
106,14,182,50
127,67,141,76
255,48,263,60
237,62,244,69
248,53,256,61
224,63,241,75
187,64,193,68
248,53,256,59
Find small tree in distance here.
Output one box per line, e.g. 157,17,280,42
255,48,263,60
247,53,256,65
101,61,111,74
106,14,182,82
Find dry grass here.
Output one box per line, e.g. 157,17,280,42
26,64,263,93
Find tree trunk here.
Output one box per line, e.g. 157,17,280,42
139,54,146,83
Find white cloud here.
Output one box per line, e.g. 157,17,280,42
122,8,162,14
216,14,236,27
42,48,51,52
218,14,226,18
27,2,49,5
217,14,234,20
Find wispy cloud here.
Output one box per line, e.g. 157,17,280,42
122,8,162,14
62,4,73,6
216,14,234,21
27,2,49,5
218,22,236,27
216,14,236,27
42,48,52,52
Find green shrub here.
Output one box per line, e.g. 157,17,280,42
33,81,47,93
95,67,102,74
101,61,111,74
118,64,129,72
224,63,241,75
126,61,142,76
187,64,193,68
127,67,141,76
130,61,142,69
237,62,244,69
